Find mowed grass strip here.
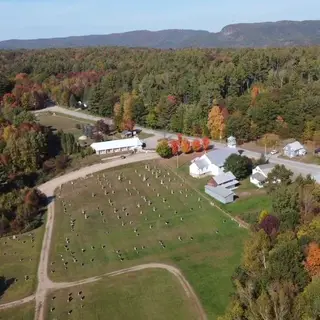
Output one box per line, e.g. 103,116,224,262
0,225,44,304
46,269,199,320
49,162,247,318
0,302,34,320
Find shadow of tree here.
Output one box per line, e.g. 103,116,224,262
0,276,15,300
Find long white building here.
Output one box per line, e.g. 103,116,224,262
91,137,143,155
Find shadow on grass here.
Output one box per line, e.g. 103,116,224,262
0,277,16,300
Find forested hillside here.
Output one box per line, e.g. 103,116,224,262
1,46,319,143
0,20,319,49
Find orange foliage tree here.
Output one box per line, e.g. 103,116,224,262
202,137,210,152
170,140,179,155
207,106,225,140
192,139,202,152
304,242,320,277
181,139,192,154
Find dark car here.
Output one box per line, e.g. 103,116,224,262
120,155,126,159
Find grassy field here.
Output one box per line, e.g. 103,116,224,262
36,113,91,139
45,269,199,320
0,225,44,304
0,302,34,320
49,161,247,319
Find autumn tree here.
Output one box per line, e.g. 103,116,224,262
207,105,225,140
201,136,210,152
304,242,320,277
181,139,192,154
243,230,271,276
192,139,202,152
170,140,179,156
122,92,133,125
113,102,122,131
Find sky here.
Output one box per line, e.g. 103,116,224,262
0,0,319,41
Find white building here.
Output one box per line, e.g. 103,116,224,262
250,163,276,188
189,147,239,177
283,141,306,158
91,137,143,155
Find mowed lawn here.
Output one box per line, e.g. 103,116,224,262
0,302,34,320
49,161,248,319
46,269,199,320
0,225,44,304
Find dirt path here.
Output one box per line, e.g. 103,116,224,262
0,152,207,320
34,152,160,320
53,263,207,320
0,294,35,310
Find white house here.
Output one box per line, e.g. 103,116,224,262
227,136,237,148
91,137,143,155
283,141,306,158
250,163,276,188
189,147,239,177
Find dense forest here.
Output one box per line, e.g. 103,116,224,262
0,46,320,144
219,172,320,320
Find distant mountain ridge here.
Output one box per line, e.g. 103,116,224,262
1,20,320,50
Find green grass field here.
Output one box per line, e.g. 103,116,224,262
0,302,34,320
0,225,44,304
46,269,199,320
49,161,247,319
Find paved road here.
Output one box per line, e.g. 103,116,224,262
35,106,320,178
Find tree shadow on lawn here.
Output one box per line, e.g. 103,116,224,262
0,277,16,301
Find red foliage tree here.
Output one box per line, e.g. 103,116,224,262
202,137,210,152
181,139,192,154
304,242,320,277
170,140,179,155
192,139,202,152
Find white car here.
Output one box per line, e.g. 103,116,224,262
270,150,278,155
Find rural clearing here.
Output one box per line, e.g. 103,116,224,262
0,149,247,319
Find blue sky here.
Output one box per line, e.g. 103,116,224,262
0,0,319,40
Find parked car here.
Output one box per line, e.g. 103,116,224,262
270,150,278,155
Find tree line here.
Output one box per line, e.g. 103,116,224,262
0,46,319,144
219,170,320,320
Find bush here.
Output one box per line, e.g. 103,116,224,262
156,140,172,158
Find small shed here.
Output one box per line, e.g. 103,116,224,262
227,136,237,148
205,185,235,204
